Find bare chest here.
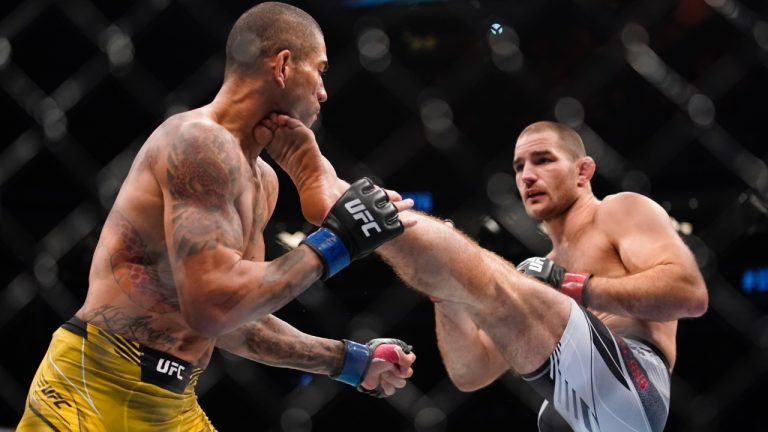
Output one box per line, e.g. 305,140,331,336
549,230,628,278
238,162,278,261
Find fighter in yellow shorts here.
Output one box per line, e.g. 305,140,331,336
17,3,416,430
19,318,212,431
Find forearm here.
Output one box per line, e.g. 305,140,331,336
588,263,707,320
216,314,345,375
180,245,324,337
435,301,507,391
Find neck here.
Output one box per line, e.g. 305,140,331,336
543,193,598,247
208,76,273,159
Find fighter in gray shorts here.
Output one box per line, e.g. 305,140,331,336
523,298,671,432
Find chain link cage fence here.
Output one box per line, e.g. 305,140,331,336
1,0,767,431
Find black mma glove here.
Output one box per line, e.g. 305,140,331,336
330,338,413,398
302,177,404,279
516,257,591,306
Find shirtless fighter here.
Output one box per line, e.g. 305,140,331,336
377,121,708,431
17,3,415,430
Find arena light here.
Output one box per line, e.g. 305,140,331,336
357,27,391,72
101,26,134,68
554,97,585,128
742,267,768,293
487,23,522,72
420,97,457,149
706,0,768,50
623,23,717,128
276,230,307,250
401,191,434,212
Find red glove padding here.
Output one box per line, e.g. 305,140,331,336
358,338,415,398
516,257,591,306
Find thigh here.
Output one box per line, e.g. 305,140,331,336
522,299,670,432
17,330,105,432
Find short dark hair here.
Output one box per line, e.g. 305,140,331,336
224,2,322,77
517,121,586,160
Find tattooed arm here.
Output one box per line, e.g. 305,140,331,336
216,315,418,396
162,121,324,337
215,314,344,375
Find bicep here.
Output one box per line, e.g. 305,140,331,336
157,123,252,307
161,123,246,264
605,195,695,273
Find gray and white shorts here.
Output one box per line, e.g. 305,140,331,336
522,298,671,432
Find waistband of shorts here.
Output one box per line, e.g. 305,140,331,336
623,337,671,372
61,316,203,394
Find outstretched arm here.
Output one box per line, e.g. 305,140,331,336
215,314,344,373
216,315,416,396
588,193,708,320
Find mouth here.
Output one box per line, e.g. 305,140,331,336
525,191,546,202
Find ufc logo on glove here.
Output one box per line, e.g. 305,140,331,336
526,257,545,272
345,198,382,237
302,178,404,279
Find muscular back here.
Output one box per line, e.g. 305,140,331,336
77,108,278,367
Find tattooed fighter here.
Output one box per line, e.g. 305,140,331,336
17,3,415,431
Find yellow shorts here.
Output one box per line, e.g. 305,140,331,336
16,317,216,431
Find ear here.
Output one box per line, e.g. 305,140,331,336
272,49,291,89
576,156,596,186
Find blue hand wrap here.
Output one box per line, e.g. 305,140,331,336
303,228,351,278
333,340,370,386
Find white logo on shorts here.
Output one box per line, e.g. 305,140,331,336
157,358,185,380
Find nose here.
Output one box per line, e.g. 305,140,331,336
318,83,328,103
520,164,537,187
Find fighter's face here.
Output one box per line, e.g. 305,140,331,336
284,35,328,127
513,130,580,221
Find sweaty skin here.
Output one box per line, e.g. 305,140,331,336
79,107,416,392
376,127,707,390
19,8,418,419
81,108,292,368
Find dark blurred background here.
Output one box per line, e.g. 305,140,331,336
1,0,767,431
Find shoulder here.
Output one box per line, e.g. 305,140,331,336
162,119,247,197
173,120,239,152
599,192,666,217
596,192,673,234
166,119,243,167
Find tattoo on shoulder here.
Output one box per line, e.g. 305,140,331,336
166,125,245,259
